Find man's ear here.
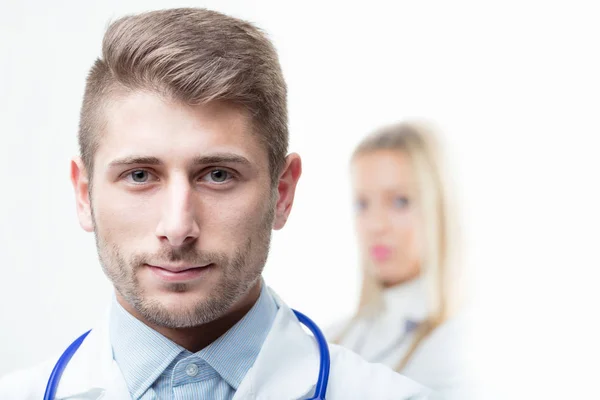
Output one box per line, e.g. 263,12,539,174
272,153,302,230
70,157,94,232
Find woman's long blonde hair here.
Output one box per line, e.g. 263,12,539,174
336,120,462,371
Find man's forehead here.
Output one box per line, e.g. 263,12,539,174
102,91,253,133
95,91,266,167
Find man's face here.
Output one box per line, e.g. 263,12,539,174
75,91,280,328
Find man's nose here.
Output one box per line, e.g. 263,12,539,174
155,179,200,247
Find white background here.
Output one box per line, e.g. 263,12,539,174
1,0,599,398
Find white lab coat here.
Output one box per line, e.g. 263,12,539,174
328,280,476,399
328,279,430,367
0,289,432,399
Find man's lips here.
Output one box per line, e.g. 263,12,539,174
146,263,211,272
145,263,213,282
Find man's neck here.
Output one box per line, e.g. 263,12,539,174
117,281,262,353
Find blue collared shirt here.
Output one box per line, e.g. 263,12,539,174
109,283,278,399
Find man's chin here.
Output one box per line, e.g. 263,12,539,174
136,290,231,327
144,289,209,310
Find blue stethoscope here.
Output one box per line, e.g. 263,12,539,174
44,309,330,400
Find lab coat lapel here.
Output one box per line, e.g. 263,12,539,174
54,313,130,400
234,290,320,400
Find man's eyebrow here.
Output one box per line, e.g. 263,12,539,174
192,153,251,166
107,153,252,168
108,156,161,167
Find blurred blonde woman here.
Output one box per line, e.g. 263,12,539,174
329,120,471,398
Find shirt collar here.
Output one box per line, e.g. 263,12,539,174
109,296,183,398
199,281,278,389
109,281,278,396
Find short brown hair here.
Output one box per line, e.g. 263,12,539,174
78,8,288,185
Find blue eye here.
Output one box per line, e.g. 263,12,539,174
201,169,233,184
393,196,409,209
210,170,228,182
129,170,150,183
355,199,367,212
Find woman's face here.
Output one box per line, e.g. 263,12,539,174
352,149,422,287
